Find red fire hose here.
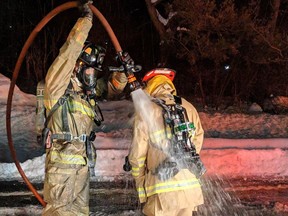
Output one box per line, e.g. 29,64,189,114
6,1,122,207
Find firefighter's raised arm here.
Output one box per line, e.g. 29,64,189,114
44,1,93,110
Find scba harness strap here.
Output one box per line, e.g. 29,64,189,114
41,86,97,172
41,92,71,148
152,95,196,147
44,94,69,130
51,133,87,142
41,84,98,147
152,95,206,180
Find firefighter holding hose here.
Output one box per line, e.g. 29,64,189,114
42,0,127,215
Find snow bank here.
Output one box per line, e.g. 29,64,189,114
1,138,287,182
202,148,288,178
0,73,36,106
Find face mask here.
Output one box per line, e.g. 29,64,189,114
77,66,98,97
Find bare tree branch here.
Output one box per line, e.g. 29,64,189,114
250,25,283,57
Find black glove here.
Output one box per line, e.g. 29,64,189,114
123,156,132,172
78,0,93,20
118,51,134,66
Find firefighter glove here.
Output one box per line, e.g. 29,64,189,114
78,0,93,20
117,52,134,67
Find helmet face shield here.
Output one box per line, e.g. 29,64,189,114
75,65,98,98
82,67,97,88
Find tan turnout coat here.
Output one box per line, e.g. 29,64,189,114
129,76,204,215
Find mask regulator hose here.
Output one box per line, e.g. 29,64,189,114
6,1,125,207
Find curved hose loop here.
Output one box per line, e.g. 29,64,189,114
6,1,123,207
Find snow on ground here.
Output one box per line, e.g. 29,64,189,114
1,138,287,182
0,73,288,182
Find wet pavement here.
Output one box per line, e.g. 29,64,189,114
0,177,287,216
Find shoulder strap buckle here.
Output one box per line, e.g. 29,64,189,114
58,96,68,105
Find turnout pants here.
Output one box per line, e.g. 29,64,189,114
143,191,200,216
42,141,90,216
43,165,89,216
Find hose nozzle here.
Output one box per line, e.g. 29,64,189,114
116,51,142,92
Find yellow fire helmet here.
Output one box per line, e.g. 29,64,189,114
144,72,177,96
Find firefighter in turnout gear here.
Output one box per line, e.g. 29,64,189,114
42,1,127,215
128,68,205,216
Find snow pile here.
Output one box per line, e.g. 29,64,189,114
0,154,45,181
0,73,36,106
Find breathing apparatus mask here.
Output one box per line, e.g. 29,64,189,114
76,65,97,96
76,42,106,98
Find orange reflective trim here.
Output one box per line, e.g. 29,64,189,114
128,75,136,83
75,33,86,44
111,79,120,88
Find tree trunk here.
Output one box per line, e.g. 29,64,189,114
144,0,166,40
144,0,173,65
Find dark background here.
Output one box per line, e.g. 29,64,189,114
0,0,288,109
0,0,159,93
